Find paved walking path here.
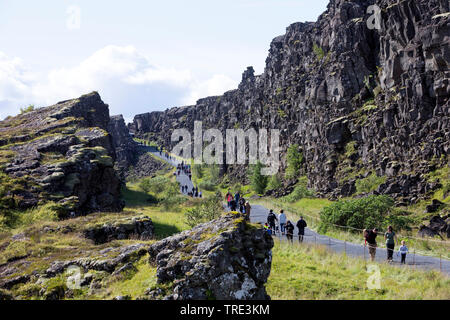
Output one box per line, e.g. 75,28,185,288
250,204,450,275
143,145,450,275
145,148,195,196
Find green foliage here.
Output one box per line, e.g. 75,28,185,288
139,176,170,194
355,173,386,194
198,180,217,192
184,192,223,228
319,195,396,233
282,176,314,202
250,161,268,195
285,144,303,179
192,164,204,179
267,174,282,191
313,43,325,61
209,163,221,184
20,105,35,114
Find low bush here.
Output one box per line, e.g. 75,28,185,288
184,192,223,228
319,195,397,233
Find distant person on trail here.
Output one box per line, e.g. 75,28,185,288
239,198,246,213
278,210,287,235
267,210,278,234
384,225,398,262
199,191,202,198
264,223,272,236
296,217,307,242
398,240,408,264
230,199,237,212
363,228,378,261
285,221,294,243
244,202,251,221
234,192,240,205
226,191,233,208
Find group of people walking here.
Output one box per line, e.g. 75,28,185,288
264,209,308,243
176,161,192,180
363,225,409,264
225,190,252,220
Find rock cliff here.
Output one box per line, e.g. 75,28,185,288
0,92,124,215
130,0,449,204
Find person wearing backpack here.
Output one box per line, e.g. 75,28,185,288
296,217,307,242
225,191,233,208
267,210,278,234
285,221,295,243
364,228,378,261
278,210,287,235
384,226,398,262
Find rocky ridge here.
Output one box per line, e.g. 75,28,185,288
0,92,124,215
130,0,449,204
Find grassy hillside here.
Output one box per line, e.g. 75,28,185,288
269,242,450,300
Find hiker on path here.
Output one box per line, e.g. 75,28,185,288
230,199,237,212
384,226,398,262
226,191,233,208
264,223,272,236
239,197,246,214
234,192,240,206
398,240,408,264
363,228,378,261
296,216,307,242
278,210,287,235
285,221,295,243
244,201,251,221
267,210,278,234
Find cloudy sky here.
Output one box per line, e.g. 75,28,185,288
0,0,328,122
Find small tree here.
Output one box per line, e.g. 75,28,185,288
285,144,303,179
250,161,268,195
267,173,282,191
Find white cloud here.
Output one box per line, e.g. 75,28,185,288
0,46,240,121
183,74,238,105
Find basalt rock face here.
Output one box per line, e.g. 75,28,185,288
108,115,139,179
0,92,124,215
146,213,274,300
130,0,449,204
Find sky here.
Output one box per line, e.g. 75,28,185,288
0,0,329,122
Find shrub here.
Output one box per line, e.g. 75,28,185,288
285,144,303,179
319,195,395,233
250,161,268,195
355,173,386,194
267,174,282,191
198,180,217,192
282,176,314,202
139,176,170,194
20,104,35,114
184,192,223,228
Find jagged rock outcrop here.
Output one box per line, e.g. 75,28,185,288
130,0,449,204
0,92,124,215
83,216,154,244
146,212,274,300
108,115,139,179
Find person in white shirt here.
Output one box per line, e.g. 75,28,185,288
278,210,287,235
398,240,408,264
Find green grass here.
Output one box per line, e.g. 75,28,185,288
268,241,450,300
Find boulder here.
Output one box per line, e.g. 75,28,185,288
146,212,273,300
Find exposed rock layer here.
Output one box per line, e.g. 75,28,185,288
130,0,449,204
